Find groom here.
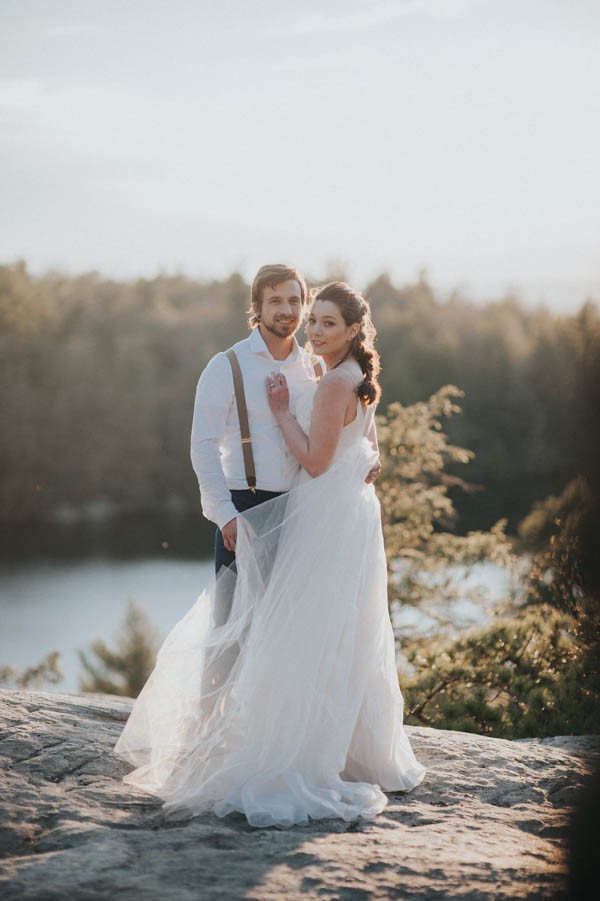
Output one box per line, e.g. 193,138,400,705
191,263,381,598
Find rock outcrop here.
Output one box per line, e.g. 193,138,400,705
0,689,598,899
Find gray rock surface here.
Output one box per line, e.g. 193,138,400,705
0,688,598,900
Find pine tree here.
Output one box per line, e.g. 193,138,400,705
77,599,159,697
0,651,63,689
400,476,600,737
375,384,514,636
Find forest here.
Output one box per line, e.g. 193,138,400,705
2,260,599,737
1,260,597,545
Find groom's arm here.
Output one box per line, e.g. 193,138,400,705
366,417,379,454
365,407,381,485
364,410,381,484
190,354,239,532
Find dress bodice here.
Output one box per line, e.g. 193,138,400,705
294,376,375,467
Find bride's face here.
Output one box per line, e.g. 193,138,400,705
306,300,358,358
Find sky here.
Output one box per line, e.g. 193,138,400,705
1,0,599,310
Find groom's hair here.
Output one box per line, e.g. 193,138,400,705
248,264,308,328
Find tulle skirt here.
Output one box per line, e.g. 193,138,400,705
112,435,426,827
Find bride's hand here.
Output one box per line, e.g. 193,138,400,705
266,371,290,418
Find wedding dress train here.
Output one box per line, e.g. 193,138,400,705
113,387,426,827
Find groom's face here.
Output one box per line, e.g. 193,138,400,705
258,279,303,339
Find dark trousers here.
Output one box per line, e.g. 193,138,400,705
214,488,285,577
202,488,284,717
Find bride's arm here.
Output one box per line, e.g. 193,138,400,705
266,371,353,478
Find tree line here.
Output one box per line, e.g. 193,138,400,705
1,260,598,536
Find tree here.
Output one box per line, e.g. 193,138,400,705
400,476,600,737
375,385,513,638
0,652,63,690
78,599,159,697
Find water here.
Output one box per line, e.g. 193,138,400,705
0,555,523,695
391,559,525,638
0,558,214,694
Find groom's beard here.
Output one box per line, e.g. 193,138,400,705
261,318,300,339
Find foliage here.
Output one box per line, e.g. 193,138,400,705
401,476,600,737
375,386,514,630
377,391,599,738
402,603,599,738
0,651,63,690
519,476,595,617
1,260,598,533
77,599,159,697
518,475,591,554
2,260,598,727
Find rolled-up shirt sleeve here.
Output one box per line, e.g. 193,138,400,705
190,353,238,531
367,417,380,456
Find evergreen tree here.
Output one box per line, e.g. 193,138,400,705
401,477,600,737
0,651,63,690
375,385,513,636
77,599,159,697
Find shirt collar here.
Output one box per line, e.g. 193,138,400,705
249,327,302,362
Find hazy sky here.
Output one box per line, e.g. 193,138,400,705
1,0,599,309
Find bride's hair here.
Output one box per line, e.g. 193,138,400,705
310,282,382,405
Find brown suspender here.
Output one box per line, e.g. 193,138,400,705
226,348,257,493
226,348,323,494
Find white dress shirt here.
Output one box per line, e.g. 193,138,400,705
190,328,322,530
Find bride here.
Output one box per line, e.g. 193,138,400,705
112,281,426,828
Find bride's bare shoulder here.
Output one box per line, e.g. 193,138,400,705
316,368,357,397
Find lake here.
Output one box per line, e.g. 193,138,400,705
0,555,522,694
0,558,214,694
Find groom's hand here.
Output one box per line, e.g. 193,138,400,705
365,462,381,484
222,517,238,552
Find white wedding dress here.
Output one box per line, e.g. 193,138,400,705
113,380,426,827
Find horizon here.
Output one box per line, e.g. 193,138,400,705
6,255,598,317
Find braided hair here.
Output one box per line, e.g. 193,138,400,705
310,282,381,405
